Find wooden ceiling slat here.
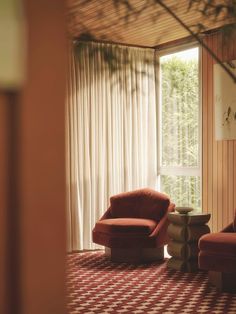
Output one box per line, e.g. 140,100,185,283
74,7,224,29
68,0,155,18
67,0,234,47
70,14,224,38
69,6,164,26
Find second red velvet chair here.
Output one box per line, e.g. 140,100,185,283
93,188,175,262
198,210,236,292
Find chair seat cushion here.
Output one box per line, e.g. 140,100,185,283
94,218,157,235
199,233,236,257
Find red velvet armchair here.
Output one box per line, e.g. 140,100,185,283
93,188,175,262
198,211,236,292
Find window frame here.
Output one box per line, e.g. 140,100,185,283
155,43,202,209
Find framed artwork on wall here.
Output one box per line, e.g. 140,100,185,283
214,60,236,140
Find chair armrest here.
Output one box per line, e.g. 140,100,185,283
221,222,234,233
150,203,175,245
99,206,113,220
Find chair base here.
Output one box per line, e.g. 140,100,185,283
209,271,236,292
105,246,164,263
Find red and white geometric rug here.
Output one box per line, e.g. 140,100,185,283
67,251,236,314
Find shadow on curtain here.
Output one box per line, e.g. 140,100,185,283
66,41,157,251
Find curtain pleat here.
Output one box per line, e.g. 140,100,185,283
66,41,157,251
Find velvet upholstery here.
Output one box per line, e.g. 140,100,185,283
221,222,234,233
95,218,157,234
199,252,236,273
199,233,236,256
199,211,236,274
93,188,175,250
110,189,170,221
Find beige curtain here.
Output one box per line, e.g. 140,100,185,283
66,41,157,251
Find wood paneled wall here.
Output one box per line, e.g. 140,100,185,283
202,31,236,232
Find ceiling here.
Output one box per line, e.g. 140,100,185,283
67,0,234,48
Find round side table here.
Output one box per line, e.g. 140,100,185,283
167,211,211,272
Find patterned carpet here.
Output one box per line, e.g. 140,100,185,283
67,251,236,314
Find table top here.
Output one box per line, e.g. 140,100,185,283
168,211,211,225
169,211,210,217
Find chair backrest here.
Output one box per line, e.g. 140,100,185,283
110,188,170,222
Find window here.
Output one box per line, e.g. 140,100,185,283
158,46,201,211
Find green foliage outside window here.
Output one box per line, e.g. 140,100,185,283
160,53,201,211
161,175,201,211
